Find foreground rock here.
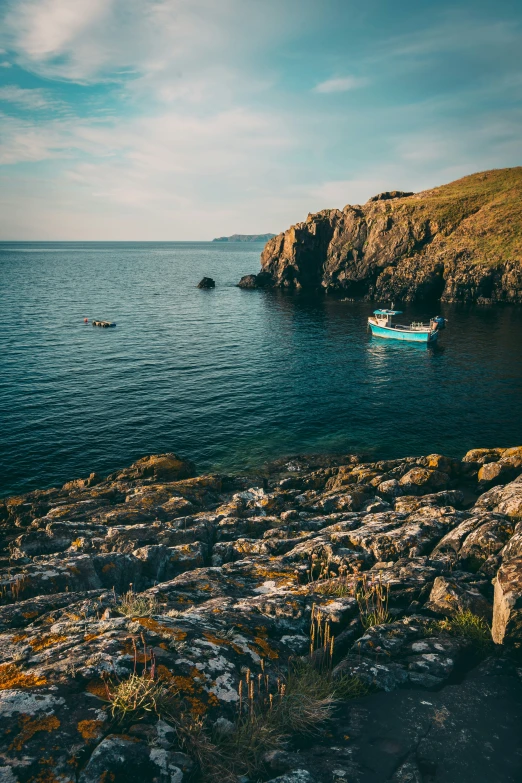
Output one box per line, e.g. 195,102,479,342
240,167,522,303
1,447,522,781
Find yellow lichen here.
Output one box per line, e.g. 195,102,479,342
10,714,60,751
171,675,196,694
86,679,109,700
28,634,68,652
250,637,278,659
137,617,187,640
202,630,244,656
27,767,65,783
77,719,104,742
0,663,47,690
186,696,207,716
11,632,28,643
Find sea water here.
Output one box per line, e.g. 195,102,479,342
1,241,521,496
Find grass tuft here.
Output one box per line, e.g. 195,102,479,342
115,587,159,617
356,574,390,629
108,673,178,724
435,610,492,652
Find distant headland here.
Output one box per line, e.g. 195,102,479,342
212,233,276,242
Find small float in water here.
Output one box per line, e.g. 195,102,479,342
368,309,446,343
92,320,116,328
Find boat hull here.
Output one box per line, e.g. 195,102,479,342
369,322,438,342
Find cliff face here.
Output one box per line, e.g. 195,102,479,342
256,168,522,303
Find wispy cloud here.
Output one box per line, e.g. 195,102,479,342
313,76,366,94
0,1,521,239
0,85,58,109
388,16,520,58
0,0,295,90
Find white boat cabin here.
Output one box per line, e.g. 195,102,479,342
372,309,402,327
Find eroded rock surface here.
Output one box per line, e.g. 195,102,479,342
1,447,522,782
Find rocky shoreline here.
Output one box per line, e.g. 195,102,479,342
1,447,522,782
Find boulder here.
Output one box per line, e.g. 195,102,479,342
377,478,403,497
238,274,260,289
197,277,215,289
78,737,183,783
478,452,522,488
266,772,315,783
399,468,449,494
462,447,506,464
475,474,522,516
492,556,522,644
111,453,196,483
62,472,101,491
237,272,271,289
425,576,492,620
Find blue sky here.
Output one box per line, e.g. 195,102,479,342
0,0,521,239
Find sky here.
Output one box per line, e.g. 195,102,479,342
0,0,521,240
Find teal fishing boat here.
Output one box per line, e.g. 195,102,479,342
368,310,446,343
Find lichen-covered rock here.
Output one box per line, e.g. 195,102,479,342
475,474,522,517
1,446,521,781
78,736,183,783
110,453,196,483
492,556,522,644
425,576,492,620
266,772,315,783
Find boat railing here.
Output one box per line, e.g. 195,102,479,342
393,321,432,331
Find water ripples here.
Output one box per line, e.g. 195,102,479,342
1,241,522,496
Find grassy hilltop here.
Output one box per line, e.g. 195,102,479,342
403,167,522,266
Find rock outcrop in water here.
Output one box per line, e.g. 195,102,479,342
197,277,216,289
1,446,522,782
242,168,522,304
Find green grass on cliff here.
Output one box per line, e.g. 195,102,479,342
397,167,522,266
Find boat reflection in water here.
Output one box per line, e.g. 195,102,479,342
368,309,446,343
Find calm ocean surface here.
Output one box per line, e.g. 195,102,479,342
1,241,522,497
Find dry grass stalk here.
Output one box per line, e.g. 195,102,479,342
355,573,390,628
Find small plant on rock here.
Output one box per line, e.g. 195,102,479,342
108,672,176,723
436,610,492,652
355,574,390,628
115,586,159,617
104,635,178,724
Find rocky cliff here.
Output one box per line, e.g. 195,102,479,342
1,447,522,782
241,168,522,304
